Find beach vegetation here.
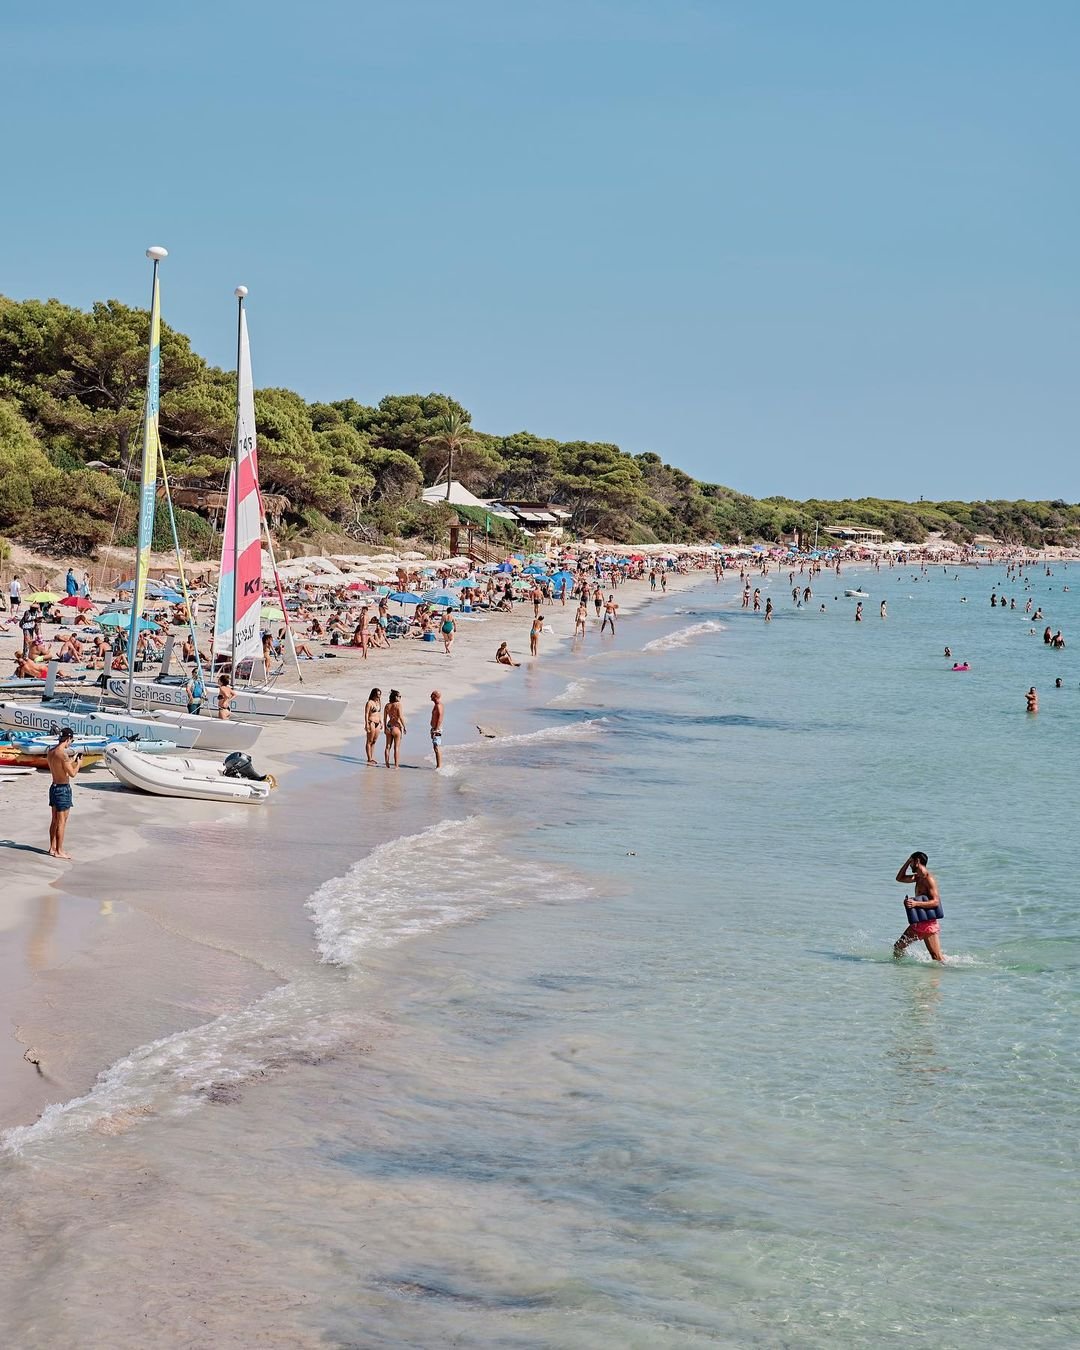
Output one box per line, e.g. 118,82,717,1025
3,291,1080,553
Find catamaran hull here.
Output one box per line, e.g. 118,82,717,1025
105,677,293,719
0,701,202,748
248,689,347,723
129,710,261,752
105,745,273,803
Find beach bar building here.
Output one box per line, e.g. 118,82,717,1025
824,525,885,545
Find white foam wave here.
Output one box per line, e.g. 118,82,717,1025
453,718,607,752
5,818,590,1155
548,678,596,706
642,620,724,653
2,982,357,1155
308,816,588,967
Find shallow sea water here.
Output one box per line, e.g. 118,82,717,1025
2,562,1079,1347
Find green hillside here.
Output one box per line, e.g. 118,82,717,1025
1,293,1078,554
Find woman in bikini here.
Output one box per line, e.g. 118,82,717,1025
364,687,382,765
383,689,405,768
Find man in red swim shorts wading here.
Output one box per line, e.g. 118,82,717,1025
893,850,945,962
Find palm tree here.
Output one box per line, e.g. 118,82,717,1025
422,412,478,501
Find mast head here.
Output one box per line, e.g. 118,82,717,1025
234,285,248,299
146,246,168,262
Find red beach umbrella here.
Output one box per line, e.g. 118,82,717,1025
59,595,95,610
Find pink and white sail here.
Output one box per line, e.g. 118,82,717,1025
214,300,263,663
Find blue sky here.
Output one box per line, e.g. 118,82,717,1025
2,1,1077,500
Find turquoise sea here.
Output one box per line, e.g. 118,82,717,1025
2,562,1078,1347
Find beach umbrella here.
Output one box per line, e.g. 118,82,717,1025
550,571,575,590
261,605,286,620
97,613,160,632
345,580,369,592
510,576,533,590
481,562,501,572
448,576,478,588
97,601,132,615
28,591,60,604
422,590,461,608
59,595,94,610
523,564,546,576
389,591,422,604
495,561,514,573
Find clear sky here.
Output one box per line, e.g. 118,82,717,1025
2,1,1077,501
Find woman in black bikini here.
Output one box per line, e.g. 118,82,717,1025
384,689,406,768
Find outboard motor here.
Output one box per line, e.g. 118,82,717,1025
222,751,270,782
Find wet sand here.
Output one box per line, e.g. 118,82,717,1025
0,575,699,1131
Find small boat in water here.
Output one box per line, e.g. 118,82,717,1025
844,589,870,598
105,745,275,802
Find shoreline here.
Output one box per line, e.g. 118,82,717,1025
0,569,706,1133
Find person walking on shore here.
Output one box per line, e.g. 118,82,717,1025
9,575,21,615
430,689,444,769
364,687,382,765
384,689,406,767
441,611,456,655
601,594,618,634
593,588,603,620
574,599,588,639
46,727,82,859
530,612,544,655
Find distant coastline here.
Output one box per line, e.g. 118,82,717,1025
3,292,1080,558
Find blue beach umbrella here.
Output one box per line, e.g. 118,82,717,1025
523,564,547,576
98,613,161,632
495,561,514,573
448,576,478,588
550,571,575,591
389,591,422,604
422,590,461,608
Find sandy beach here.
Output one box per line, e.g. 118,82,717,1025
0,567,704,1132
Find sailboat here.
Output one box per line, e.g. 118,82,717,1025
0,249,240,753
103,287,345,724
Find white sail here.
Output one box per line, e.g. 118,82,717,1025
214,303,263,665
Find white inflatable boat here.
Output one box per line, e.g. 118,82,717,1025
105,745,275,803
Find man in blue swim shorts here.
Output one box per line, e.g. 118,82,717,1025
430,689,445,770
46,726,82,859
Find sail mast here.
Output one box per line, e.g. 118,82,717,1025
230,287,244,679
127,245,167,711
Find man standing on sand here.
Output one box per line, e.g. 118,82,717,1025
9,574,21,615
600,594,618,634
574,598,588,639
430,689,444,768
893,851,944,962
46,727,82,859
